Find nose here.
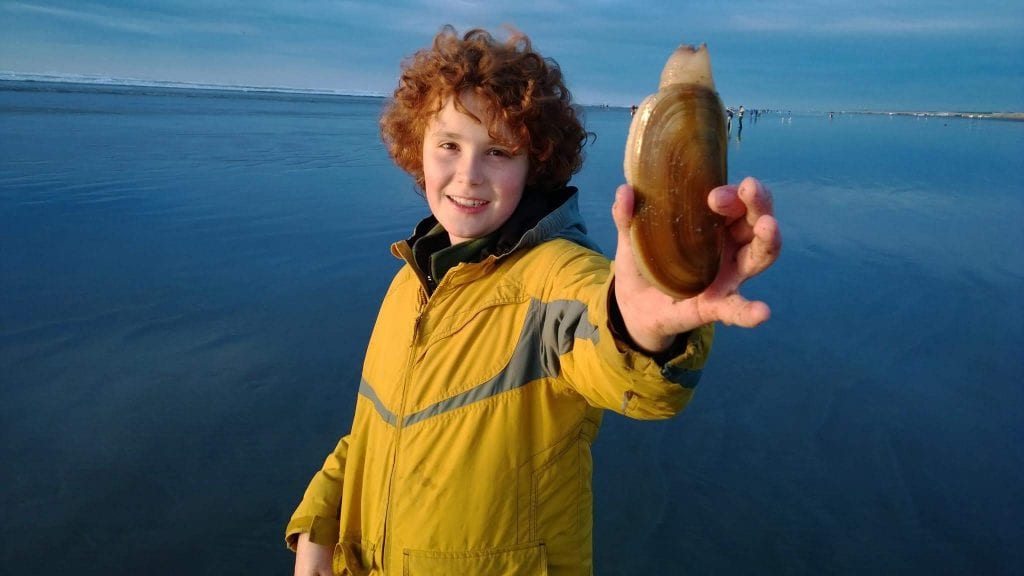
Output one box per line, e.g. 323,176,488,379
457,153,483,186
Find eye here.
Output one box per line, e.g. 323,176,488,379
439,142,458,151
487,148,513,158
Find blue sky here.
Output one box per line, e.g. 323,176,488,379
2,0,1022,111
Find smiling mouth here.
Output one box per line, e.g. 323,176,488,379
447,195,488,208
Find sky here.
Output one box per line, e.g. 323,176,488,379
1,0,1022,112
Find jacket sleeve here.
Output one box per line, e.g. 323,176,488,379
540,243,713,419
284,434,349,551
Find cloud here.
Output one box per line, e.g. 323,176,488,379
728,7,1021,35
2,0,1019,110
2,1,257,36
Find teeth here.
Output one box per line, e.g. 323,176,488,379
449,196,487,208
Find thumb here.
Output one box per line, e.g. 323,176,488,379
612,184,646,286
612,184,635,259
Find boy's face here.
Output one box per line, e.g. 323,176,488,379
422,92,529,246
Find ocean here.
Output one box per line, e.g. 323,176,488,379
2,80,1022,574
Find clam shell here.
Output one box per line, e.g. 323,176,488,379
624,44,726,299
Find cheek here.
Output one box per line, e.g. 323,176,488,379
501,159,530,192
420,155,440,191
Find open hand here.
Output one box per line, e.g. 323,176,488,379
611,176,781,352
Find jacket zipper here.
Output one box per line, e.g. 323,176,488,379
379,289,427,571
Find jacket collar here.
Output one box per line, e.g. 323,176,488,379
393,185,600,263
390,186,602,295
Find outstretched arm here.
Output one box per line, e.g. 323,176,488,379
612,176,781,353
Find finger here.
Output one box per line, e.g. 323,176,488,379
735,214,782,279
611,184,645,283
737,176,774,228
611,184,634,238
708,185,745,220
711,183,757,247
713,294,772,328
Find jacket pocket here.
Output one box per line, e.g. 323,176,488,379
402,541,547,575
518,420,597,544
333,539,376,576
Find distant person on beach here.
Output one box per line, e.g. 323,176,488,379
287,25,781,576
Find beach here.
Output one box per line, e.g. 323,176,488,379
2,80,1022,575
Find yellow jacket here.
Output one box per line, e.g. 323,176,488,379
287,192,712,575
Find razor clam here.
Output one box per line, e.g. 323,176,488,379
624,43,727,299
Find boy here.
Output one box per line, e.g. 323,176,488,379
288,26,780,575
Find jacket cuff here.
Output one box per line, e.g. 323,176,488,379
284,514,340,552
658,326,712,389
605,278,712,389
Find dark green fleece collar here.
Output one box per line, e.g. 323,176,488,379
411,224,497,293
408,186,577,294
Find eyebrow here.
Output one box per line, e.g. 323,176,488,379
430,130,465,140
429,129,520,149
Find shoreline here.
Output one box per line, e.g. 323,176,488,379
842,110,1024,122
0,72,389,99
2,74,1021,121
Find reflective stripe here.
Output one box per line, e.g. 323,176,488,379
359,298,599,427
358,378,398,426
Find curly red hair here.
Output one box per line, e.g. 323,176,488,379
380,26,588,192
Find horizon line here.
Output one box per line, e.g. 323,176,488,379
2,71,1021,117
